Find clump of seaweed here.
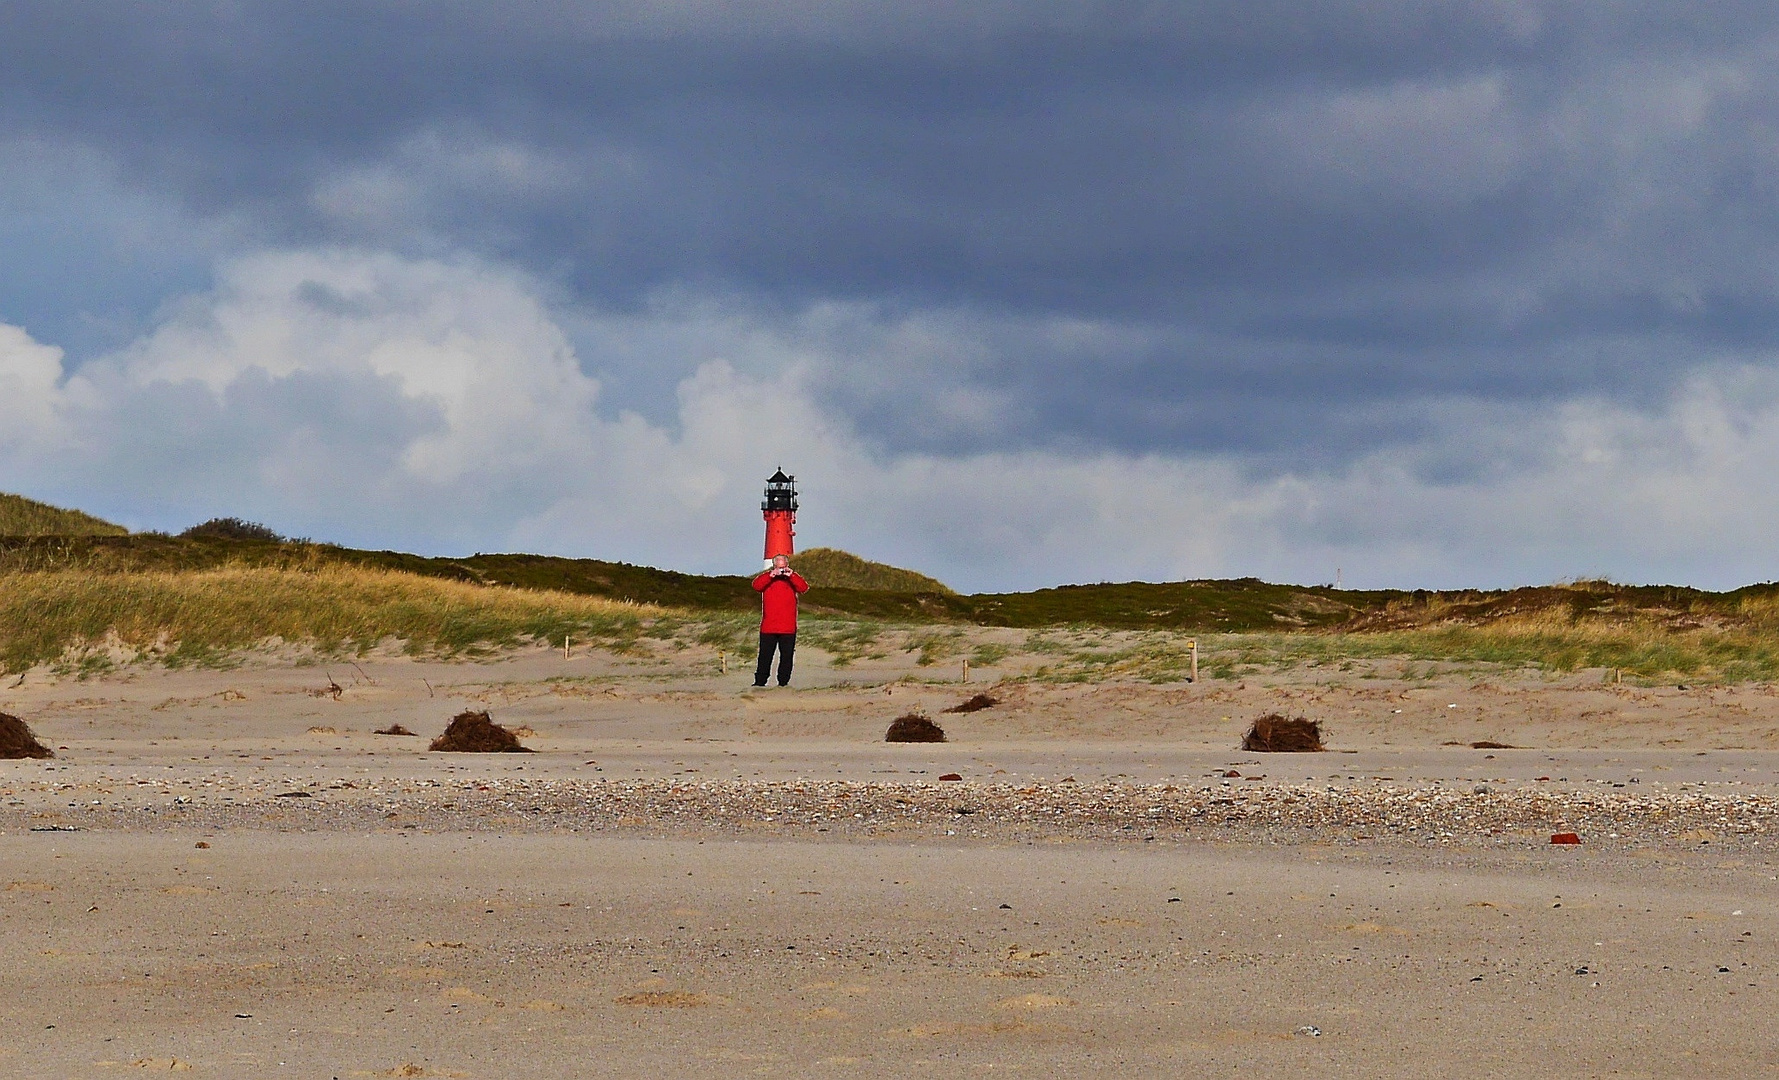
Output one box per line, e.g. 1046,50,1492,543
1241,714,1324,752
429,711,533,753
885,713,947,743
0,713,53,759
944,693,1000,714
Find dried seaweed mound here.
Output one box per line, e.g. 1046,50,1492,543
1470,740,1518,749
1241,714,1324,752
885,713,947,743
943,694,1000,714
0,713,54,759
374,724,418,736
428,711,534,753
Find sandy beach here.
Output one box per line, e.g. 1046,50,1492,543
4,642,1777,1077
11,1,1779,1075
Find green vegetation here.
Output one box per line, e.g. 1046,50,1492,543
793,547,955,593
7,530,1779,634
8,492,1779,683
0,533,762,609
998,616,1779,686
0,493,128,537
797,621,887,667
901,627,967,667
0,530,1397,629
964,577,1381,629
181,517,285,542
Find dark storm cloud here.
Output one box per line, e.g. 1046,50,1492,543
5,1,1779,464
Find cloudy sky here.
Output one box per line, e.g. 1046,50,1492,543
3,2,1778,591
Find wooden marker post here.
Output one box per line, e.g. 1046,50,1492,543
1188,639,1198,683
963,659,970,683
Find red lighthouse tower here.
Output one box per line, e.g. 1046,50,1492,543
761,469,797,566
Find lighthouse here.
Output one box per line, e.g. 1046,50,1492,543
761,468,797,566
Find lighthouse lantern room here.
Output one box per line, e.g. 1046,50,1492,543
761,469,798,564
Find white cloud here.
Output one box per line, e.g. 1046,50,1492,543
0,322,66,448
6,248,1779,591
114,250,601,485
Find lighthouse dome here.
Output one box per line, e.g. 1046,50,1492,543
761,469,798,513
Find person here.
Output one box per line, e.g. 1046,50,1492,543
751,553,809,687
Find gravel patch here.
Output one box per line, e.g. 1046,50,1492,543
2,773,1773,849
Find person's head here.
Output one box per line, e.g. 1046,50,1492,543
771,554,790,570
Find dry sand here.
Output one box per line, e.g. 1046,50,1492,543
3,640,1778,1076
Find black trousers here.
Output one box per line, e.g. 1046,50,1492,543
754,632,796,686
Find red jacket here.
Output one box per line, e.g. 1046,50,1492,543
752,569,809,633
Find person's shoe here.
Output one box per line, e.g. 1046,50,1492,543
777,681,790,687
752,681,767,688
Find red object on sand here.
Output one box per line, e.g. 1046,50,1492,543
762,469,798,560
1550,832,1581,845
938,773,963,781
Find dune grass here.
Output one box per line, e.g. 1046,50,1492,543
0,493,128,537
1011,615,1779,685
0,566,662,674
1323,621,1779,684
8,558,1779,686
793,547,955,594
698,606,1779,686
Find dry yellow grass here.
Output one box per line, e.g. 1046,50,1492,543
1008,608,1779,685
1206,615,1779,683
0,565,664,674
0,492,127,537
10,560,1779,685
793,547,955,593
